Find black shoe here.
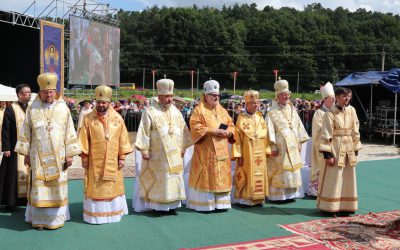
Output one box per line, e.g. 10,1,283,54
339,211,353,217
168,209,178,216
151,210,164,217
234,203,251,208
321,211,337,217
306,195,317,200
215,209,228,213
268,199,295,204
198,211,212,214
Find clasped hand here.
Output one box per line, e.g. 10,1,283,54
214,129,230,138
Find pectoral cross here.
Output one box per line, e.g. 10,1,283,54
236,172,242,182
45,121,53,132
255,156,262,166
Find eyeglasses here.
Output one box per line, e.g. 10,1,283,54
41,90,56,95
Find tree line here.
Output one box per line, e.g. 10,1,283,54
116,3,400,91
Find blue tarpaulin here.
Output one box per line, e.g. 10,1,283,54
379,68,400,93
335,68,400,93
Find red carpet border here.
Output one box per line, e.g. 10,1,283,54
180,235,329,250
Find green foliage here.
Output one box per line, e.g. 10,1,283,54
101,5,400,90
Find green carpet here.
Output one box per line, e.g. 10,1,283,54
1,158,399,250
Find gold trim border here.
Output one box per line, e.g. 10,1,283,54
318,196,358,202
83,209,124,217
188,199,231,207
30,199,68,208
31,222,65,230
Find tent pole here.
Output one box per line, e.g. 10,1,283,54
352,88,368,118
394,93,398,145
370,83,373,141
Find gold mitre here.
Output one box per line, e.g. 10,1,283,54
244,90,260,103
274,78,291,98
37,72,58,91
156,78,174,95
95,85,112,102
321,82,334,98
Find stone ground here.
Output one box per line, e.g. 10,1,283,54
3,132,398,180
357,142,400,162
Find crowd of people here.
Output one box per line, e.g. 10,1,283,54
0,72,361,231
66,90,321,136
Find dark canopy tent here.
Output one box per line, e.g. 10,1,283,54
335,68,400,145
378,68,400,144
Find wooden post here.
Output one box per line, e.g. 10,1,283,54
233,71,238,96
151,69,156,97
191,70,195,99
273,69,279,82
142,68,145,90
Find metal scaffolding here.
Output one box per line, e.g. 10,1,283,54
0,0,119,28
0,10,40,29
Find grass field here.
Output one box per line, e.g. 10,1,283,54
1,158,399,250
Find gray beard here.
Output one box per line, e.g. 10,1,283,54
206,101,217,108
161,103,171,109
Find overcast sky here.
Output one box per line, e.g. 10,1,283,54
1,0,399,16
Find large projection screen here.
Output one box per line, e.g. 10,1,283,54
69,15,120,86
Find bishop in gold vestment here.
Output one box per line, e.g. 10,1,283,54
79,85,133,224
187,80,235,212
135,79,192,214
318,87,362,215
267,79,309,201
308,82,335,196
232,91,271,206
15,73,81,229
